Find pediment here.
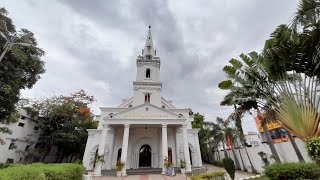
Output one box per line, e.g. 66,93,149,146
110,104,180,119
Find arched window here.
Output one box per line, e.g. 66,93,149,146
144,93,150,103
146,68,151,78
128,104,133,108
162,105,165,109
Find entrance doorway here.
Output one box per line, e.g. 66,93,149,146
189,147,193,165
139,145,151,167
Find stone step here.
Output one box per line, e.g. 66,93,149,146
127,168,163,175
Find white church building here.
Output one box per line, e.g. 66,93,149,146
82,26,202,176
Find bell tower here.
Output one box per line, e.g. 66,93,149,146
132,26,162,107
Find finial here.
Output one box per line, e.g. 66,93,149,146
149,25,151,28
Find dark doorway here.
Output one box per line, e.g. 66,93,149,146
168,148,172,163
189,147,193,165
139,145,151,167
117,148,122,161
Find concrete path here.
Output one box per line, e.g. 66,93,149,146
93,174,189,180
92,164,255,180
204,163,256,180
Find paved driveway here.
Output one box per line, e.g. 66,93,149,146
92,163,255,180
93,174,189,180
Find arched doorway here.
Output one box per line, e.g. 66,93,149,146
139,145,151,167
117,148,122,161
189,147,193,165
168,148,172,163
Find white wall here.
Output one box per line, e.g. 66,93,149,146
215,138,312,173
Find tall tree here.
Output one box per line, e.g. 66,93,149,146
26,90,98,162
218,52,281,163
226,109,257,173
0,7,45,124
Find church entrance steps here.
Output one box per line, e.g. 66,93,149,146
127,168,162,175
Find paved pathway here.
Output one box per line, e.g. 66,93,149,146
204,163,256,180
93,174,189,180
92,164,255,180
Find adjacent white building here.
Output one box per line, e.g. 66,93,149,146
0,109,41,164
82,26,202,176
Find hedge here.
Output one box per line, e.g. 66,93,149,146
264,162,320,180
190,171,226,180
0,163,84,180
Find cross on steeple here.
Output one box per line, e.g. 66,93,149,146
142,26,156,57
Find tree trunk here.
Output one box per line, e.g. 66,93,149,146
238,148,247,172
244,146,257,173
217,150,221,161
262,122,281,163
231,147,241,170
287,132,305,162
69,153,75,163
58,149,65,163
222,142,228,158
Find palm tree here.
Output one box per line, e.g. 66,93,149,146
226,108,257,173
267,70,320,139
289,0,320,31
216,117,241,169
218,52,281,163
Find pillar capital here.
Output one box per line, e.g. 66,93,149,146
181,123,188,128
161,123,167,128
124,123,130,128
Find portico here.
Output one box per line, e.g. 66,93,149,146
82,26,202,176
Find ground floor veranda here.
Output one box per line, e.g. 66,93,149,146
83,120,202,176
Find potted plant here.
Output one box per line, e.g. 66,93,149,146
116,161,125,177
179,159,186,174
164,156,173,175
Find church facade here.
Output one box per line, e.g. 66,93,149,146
82,27,202,176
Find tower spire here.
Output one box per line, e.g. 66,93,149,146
142,26,155,57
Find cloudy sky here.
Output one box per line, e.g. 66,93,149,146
2,0,298,132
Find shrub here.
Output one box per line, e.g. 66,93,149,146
306,137,320,164
0,163,84,180
265,162,320,180
190,171,226,180
258,151,270,167
222,158,235,180
0,163,11,169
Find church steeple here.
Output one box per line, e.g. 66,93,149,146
133,26,162,107
142,26,156,57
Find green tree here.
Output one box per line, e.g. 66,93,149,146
0,7,45,124
26,90,98,162
218,52,281,163
225,110,257,173
263,0,320,79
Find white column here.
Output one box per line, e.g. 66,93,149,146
161,124,168,174
182,124,192,172
194,131,202,166
106,128,114,170
174,127,180,165
83,133,93,170
120,124,130,176
94,124,108,176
